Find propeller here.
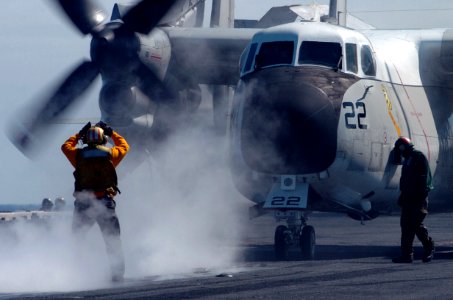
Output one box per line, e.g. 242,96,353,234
122,0,178,34
9,0,178,156
57,0,106,35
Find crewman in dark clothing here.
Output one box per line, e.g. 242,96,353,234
61,121,129,281
40,198,53,211
392,137,434,263
54,197,66,211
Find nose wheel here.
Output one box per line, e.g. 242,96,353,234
274,225,291,260
273,212,316,260
300,225,315,260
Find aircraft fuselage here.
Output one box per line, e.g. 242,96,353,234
230,22,453,217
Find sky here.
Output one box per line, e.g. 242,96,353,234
1,0,453,205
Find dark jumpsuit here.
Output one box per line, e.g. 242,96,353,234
398,149,434,257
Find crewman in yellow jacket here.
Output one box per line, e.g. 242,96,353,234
61,121,129,282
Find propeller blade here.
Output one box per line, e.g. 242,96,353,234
122,0,178,34
10,61,99,154
56,0,106,35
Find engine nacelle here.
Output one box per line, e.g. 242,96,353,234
99,82,155,127
137,28,172,80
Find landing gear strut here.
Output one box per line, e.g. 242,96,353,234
273,211,315,260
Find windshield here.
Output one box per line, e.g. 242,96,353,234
255,41,294,69
299,41,342,69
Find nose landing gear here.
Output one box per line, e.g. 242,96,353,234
273,211,315,260
300,225,316,260
274,224,291,260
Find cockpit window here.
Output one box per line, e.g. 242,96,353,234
361,45,376,76
299,41,342,69
243,43,258,73
346,43,358,73
255,41,294,69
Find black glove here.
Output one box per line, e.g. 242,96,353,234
96,121,113,136
96,121,107,129
104,127,113,136
78,122,91,138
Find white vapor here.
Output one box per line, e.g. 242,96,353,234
120,124,246,278
0,121,248,293
0,215,111,293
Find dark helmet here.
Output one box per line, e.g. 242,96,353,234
54,197,66,210
55,197,65,203
85,126,106,145
41,198,53,211
394,136,414,157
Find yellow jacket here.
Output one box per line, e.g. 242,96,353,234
61,131,129,169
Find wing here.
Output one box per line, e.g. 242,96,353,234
163,27,260,86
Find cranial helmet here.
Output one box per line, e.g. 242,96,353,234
42,198,52,205
55,197,65,205
85,126,106,145
41,198,53,211
394,136,413,157
55,197,66,210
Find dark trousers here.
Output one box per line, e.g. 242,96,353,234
400,207,432,256
72,195,125,278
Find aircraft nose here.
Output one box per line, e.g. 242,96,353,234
239,72,339,175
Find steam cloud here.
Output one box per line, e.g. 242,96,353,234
121,125,246,278
0,121,247,293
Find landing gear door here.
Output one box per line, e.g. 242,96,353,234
263,177,309,209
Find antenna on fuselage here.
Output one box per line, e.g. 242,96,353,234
327,0,347,26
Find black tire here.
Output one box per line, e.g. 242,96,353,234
274,225,289,260
300,225,316,260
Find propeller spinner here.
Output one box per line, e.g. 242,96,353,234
9,0,178,156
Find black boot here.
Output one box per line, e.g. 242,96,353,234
422,239,435,263
392,254,413,263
